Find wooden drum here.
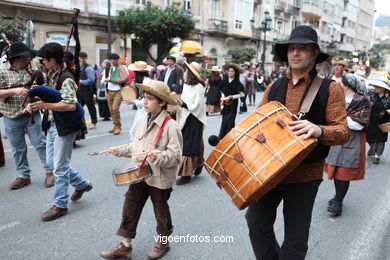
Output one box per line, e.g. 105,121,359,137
204,101,317,210
112,163,151,185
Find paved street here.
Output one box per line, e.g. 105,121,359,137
0,95,389,260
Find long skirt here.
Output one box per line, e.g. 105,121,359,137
178,114,204,176
219,103,238,139
98,100,111,119
324,132,366,181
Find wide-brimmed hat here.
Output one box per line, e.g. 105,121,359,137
37,42,63,63
135,80,176,105
7,41,36,60
210,66,221,72
368,80,390,91
275,25,329,64
128,61,153,72
107,53,120,60
223,63,243,75
185,61,205,82
332,56,347,67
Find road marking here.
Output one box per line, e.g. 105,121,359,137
345,186,390,260
0,221,20,232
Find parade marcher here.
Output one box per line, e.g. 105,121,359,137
247,65,257,106
366,80,390,164
205,65,222,115
174,61,206,185
101,80,183,260
0,41,54,189
158,55,184,93
324,73,370,216
27,42,93,221
97,59,111,121
245,25,350,260
78,52,97,129
105,53,129,135
331,55,347,85
0,130,5,167
239,64,249,114
218,64,244,139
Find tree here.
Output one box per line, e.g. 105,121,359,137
0,15,26,42
116,2,196,64
227,47,257,64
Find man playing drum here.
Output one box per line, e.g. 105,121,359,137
245,25,350,260
101,80,183,260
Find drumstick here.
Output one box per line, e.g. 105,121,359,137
88,146,161,156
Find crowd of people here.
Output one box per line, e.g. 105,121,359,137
1,24,390,260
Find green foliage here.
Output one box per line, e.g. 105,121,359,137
115,2,195,64
0,15,26,42
227,46,257,64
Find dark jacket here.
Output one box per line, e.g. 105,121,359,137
158,64,184,93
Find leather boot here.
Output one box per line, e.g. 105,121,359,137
147,241,170,260
327,200,342,217
10,178,31,190
101,242,132,259
44,172,55,188
41,205,68,221
176,176,191,185
71,183,93,201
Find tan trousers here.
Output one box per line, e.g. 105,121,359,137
107,90,122,129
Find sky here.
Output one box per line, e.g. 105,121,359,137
375,0,390,17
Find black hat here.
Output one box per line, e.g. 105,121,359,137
166,55,176,61
107,53,120,60
79,52,88,58
275,25,329,64
37,42,64,64
7,41,36,60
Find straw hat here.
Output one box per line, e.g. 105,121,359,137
128,61,154,72
331,56,348,67
185,61,205,82
210,66,221,72
368,80,390,91
135,80,176,105
223,63,243,75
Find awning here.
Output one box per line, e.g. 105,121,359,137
169,40,203,55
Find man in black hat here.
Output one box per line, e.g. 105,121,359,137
105,53,129,135
0,41,54,189
28,42,93,221
78,51,97,129
245,26,350,259
158,55,184,93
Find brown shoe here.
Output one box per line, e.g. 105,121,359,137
44,172,55,188
147,241,170,260
108,128,115,133
101,242,132,259
10,177,31,190
70,183,93,201
113,128,121,135
41,205,68,221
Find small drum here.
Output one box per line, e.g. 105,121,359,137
121,86,138,100
112,163,151,185
205,101,317,210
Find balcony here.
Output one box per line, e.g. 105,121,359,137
208,18,228,33
275,1,286,12
86,0,134,15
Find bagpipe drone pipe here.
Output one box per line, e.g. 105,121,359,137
28,85,84,128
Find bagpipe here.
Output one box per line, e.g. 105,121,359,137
28,85,84,128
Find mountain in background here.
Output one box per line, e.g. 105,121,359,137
376,15,390,27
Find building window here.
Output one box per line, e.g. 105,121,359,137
235,20,243,30
211,0,219,18
136,0,146,4
164,0,170,7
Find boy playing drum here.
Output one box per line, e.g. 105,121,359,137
101,80,183,259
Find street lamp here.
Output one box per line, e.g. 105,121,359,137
251,10,272,72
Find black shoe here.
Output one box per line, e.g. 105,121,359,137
176,176,191,185
0,160,4,167
372,157,380,165
102,117,110,121
367,149,373,157
194,166,203,176
327,200,342,216
328,198,335,207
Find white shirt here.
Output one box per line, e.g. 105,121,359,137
164,66,174,85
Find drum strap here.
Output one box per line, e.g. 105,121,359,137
138,116,172,168
297,74,325,119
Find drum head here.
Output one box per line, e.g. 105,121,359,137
121,86,137,99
